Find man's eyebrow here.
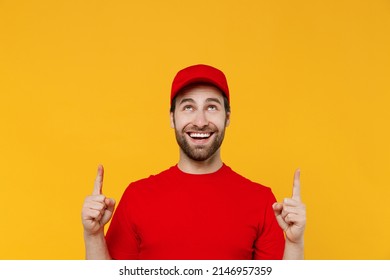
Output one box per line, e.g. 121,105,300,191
205,98,222,104
179,98,195,105
178,97,222,105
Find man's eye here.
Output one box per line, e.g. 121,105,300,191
183,105,193,111
208,105,217,111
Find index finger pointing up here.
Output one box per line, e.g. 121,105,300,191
93,164,104,195
292,168,301,201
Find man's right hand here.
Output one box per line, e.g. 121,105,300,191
82,164,116,237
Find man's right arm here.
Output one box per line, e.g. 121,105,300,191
81,165,116,260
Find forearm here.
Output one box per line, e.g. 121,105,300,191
283,239,304,260
84,231,112,260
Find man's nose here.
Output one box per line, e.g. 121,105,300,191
193,110,208,127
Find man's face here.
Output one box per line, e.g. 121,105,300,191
170,84,230,162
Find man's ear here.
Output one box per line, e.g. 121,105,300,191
225,112,231,127
170,111,175,128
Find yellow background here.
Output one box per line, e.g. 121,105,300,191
1,0,389,259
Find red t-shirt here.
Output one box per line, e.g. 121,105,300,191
105,164,285,259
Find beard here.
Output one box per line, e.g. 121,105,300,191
174,123,227,162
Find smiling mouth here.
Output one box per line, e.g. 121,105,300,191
187,132,213,140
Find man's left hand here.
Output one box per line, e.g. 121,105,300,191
273,169,306,244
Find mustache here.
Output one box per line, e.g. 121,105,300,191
183,125,216,133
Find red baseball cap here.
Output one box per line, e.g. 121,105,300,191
170,64,230,105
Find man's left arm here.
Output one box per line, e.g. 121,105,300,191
272,169,306,259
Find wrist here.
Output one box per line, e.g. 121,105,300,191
84,229,105,240
283,238,304,260
83,229,111,260
285,237,304,246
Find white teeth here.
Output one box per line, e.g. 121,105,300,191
190,133,211,138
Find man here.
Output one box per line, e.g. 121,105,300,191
81,64,306,260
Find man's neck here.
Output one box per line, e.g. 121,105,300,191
177,151,223,174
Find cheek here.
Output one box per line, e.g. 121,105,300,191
208,114,228,129
171,114,188,130
171,111,189,128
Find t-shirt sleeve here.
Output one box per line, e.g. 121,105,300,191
253,189,285,260
105,185,140,260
